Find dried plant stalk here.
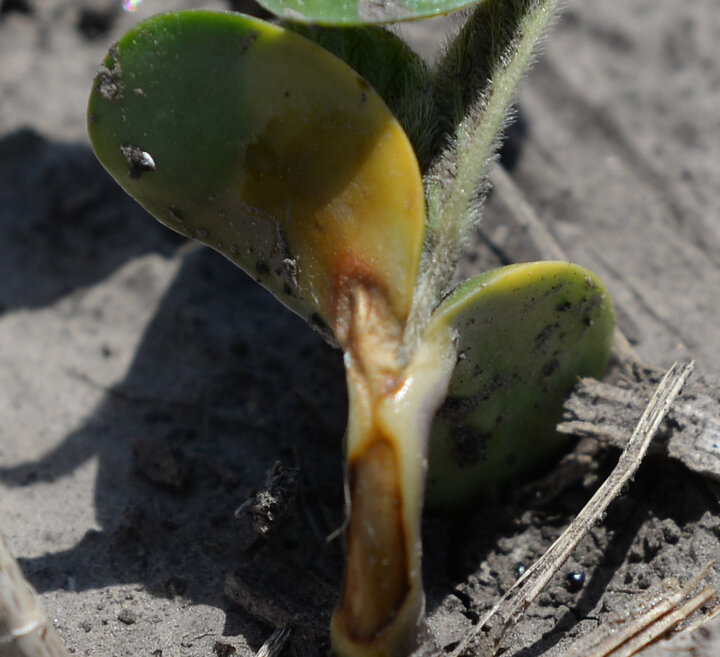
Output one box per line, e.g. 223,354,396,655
449,360,694,657
0,531,71,657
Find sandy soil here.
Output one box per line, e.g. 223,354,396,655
1,1,719,656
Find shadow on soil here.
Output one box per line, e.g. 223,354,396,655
0,129,349,651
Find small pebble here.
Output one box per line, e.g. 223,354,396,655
213,642,237,657
118,608,137,625
567,570,585,592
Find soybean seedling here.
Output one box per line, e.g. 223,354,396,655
87,2,614,656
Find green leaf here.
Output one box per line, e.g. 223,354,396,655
287,23,435,168
259,0,482,25
424,261,615,508
87,11,425,339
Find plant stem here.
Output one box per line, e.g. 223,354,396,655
330,285,456,657
402,0,560,361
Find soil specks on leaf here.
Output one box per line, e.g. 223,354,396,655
540,356,561,384
120,144,156,179
452,426,491,467
534,321,560,353
168,207,184,223
235,31,258,55
438,373,508,425
358,0,413,22
95,44,123,101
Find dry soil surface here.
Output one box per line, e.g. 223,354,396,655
1,1,719,656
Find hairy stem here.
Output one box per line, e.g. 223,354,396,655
401,0,560,360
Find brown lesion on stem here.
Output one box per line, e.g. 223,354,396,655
336,438,409,642
332,254,405,402
330,259,425,655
